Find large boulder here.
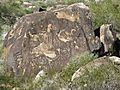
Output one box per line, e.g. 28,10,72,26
3,3,100,77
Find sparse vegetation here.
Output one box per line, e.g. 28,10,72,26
89,0,120,30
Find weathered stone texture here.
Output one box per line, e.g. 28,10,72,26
3,3,100,77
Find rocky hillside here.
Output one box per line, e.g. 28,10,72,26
1,2,120,90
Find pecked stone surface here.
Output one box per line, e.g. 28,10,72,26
3,3,100,77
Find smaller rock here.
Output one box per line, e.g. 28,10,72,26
33,70,46,84
12,87,20,90
71,57,109,81
109,56,120,64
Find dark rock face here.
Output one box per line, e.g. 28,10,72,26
112,38,120,57
39,7,46,12
3,3,100,77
